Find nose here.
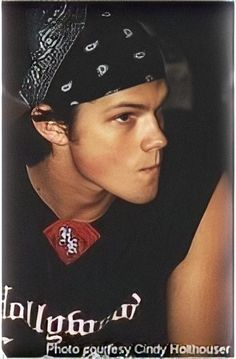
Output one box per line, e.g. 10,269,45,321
140,117,168,152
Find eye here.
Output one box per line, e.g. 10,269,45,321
114,113,132,123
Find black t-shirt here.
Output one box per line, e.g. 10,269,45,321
2,113,222,357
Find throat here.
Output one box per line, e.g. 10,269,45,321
26,156,114,222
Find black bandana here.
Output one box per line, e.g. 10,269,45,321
19,3,166,111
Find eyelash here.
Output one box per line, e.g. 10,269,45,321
113,108,164,125
114,113,133,123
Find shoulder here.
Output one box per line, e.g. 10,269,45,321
178,173,232,269
167,173,233,345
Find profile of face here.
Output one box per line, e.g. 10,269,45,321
67,79,168,204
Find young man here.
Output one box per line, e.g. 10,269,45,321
2,2,232,357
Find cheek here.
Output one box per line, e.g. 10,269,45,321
70,137,159,203
70,141,126,180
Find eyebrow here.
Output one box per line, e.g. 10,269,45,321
105,102,148,112
103,90,169,113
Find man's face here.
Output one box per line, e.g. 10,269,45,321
69,80,168,204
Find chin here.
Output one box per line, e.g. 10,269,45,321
122,187,159,205
134,193,158,204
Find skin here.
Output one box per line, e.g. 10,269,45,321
168,174,233,345
69,80,168,204
28,79,168,220
28,79,232,345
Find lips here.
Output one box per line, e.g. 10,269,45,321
140,164,159,171
139,150,163,171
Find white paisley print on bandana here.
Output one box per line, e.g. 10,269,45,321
97,64,109,77
61,80,73,92
123,28,133,38
84,40,99,52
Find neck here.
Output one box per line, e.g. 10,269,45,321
27,147,114,222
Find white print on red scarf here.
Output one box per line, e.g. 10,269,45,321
2,285,141,344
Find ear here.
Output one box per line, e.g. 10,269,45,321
31,104,69,146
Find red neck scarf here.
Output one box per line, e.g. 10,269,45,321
43,219,100,265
